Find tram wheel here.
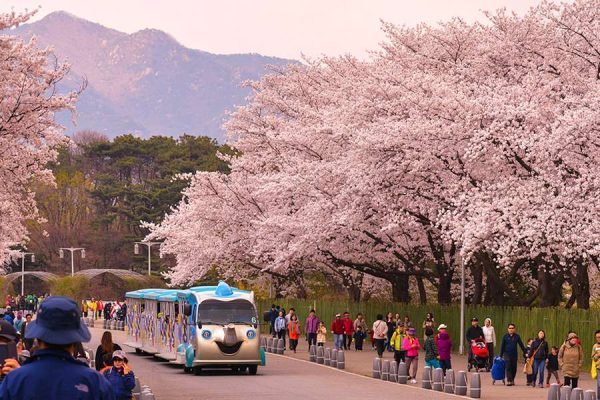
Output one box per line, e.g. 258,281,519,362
183,366,192,373
248,365,258,375
135,348,142,354
193,366,202,376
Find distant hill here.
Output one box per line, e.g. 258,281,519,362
13,11,297,141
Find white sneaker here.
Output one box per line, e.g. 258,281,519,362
410,379,417,384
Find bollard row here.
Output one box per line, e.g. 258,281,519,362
82,317,125,331
132,379,156,400
370,359,481,399
264,337,285,355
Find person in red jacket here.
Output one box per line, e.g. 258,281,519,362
331,314,345,350
342,311,355,350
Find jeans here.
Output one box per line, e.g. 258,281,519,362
532,359,545,386
307,332,317,347
504,355,517,383
440,359,452,374
333,333,344,350
565,376,578,388
277,329,286,349
375,339,385,357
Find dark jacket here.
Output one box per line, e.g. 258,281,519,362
531,339,549,360
95,343,122,372
500,333,526,359
466,325,484,342
0,348,115,400
103,367,135,400
424,335,439,361
547,353,559,371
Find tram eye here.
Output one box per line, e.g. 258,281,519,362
197,322,202,329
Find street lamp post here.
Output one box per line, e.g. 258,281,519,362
59,247,86,276
18,252,35,296
459,258,465,355
134,242,162,276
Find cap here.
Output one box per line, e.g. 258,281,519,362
25,296,91,345
407,327,416,334
112,349,128,362
568,333,578,340
335,313,341,317
438,324,448,331
471,317,478,322
0,320,18,341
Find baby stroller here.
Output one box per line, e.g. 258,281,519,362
468,338,489,372
491,356,506,385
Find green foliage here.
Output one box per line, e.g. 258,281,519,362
256,299,600,368
49,276,91,303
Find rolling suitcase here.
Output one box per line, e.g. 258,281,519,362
491,356,506,385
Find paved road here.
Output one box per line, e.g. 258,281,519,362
88,326,467,400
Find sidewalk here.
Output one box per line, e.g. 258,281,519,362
273,337,597,400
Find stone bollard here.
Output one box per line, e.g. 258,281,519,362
381,359,390,381
372,357,382,379
571,388,584,400
432,368,444,392
421,366,432,389
316,345,324,364
89,318,94,328
133,377,141,395
444,369,455,394
331,349,338,368
103,319,108,329
325,348,332,366
561,386,573,400
337,350,345,369
267,337,274,353
548,383,561,400
397,361,408,384
276,338,284,355
583,390,597,400
455,370,468,396
309,345,316,362
110,320,116,330
389,361,398,383
470,372,481,398
260,336,267,351
119,321,124,330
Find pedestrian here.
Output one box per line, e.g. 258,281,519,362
103,350,135,400
0,320,20,382
436,324,452,374
353,325,366,351
274,310,287,350
287,314,301,353
402,327,421,384
423,327,440,369
341,311,354,350
466,317,484,368
97,300,104,320
304,309,320,347
285,308,296,324
353,313,368,339
530,330,549,388
422,313,435,339
95,331,123,372
525,338,535,386
403,315,412,328
331,313,344,351
546,346,561,387
317,321,327,347
385,312,395,352
591,330,600,397
13,313,23,333
499,323,526,386
559,332,583,388
0,296,115,399
269,304,278,337
390,323,406,364
372,314,388,358
483,318,496,368
19,314,34,351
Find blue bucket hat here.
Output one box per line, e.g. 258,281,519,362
25,296,91,345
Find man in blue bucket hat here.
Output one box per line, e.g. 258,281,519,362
0,296,115,399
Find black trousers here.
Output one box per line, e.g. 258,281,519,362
307,332,317,347
375,339,385,357
394,350,405,364
344,335,353,350
504,355,517,383
355,337,364,350
564,377,578,388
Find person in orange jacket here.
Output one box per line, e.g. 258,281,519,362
287,314,302,353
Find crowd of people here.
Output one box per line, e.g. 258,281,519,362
267,305,600,394
81,299,127,321
0,296,134,399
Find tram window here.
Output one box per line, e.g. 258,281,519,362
197,300,257,325
157,303,161,314
174,303,179,317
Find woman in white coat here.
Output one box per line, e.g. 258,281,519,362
483,317,496,367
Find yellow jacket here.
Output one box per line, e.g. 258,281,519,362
390,329,406,351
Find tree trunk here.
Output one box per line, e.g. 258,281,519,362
482,256,507,306
437,265,453,304
566,259,590,310
416,276,427,304
538,268,563,307
389,274,410,303
347,285,362,303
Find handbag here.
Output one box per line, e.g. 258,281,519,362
523,343,540,375
592,359,598,380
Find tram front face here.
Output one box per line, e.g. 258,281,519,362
193,298,260,366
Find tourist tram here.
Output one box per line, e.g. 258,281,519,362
124,281,264,375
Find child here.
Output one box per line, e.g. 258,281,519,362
546,346,561,387
103,350,135,400
317,321,327,347
423,327,440,369
402,327,421,384
274,310,287,350
353,326,366,351
288,314,301,353
525,338,535,386
390,323,406,364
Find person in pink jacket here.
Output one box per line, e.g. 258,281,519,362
402,327,422,383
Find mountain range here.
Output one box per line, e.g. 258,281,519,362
13,11,296,141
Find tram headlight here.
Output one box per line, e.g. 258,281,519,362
246,330,256,339
201,330,212,340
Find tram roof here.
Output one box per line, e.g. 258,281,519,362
125,288,168,299
144,289,180,301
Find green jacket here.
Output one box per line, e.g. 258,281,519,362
424,335,439,361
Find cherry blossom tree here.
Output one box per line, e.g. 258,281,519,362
0,10,78,265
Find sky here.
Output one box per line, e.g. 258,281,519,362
4,0,544,59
